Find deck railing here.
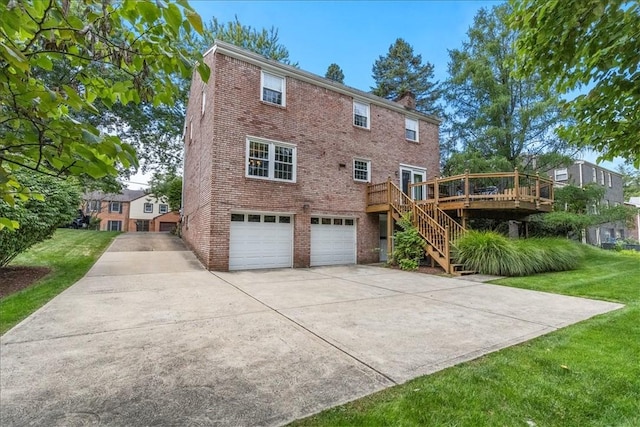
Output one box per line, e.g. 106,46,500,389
410,169,554,208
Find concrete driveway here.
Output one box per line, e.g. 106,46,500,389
0,233,622,426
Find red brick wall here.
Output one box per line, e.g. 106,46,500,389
183,51,440,270
96,201,131,231
182,52,217,266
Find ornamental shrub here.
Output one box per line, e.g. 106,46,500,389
0,171,81,267
452,231,584,276
391,213,425,271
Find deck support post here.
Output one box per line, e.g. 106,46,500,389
535,172,541,209
444,225,450,273
514,167,520,208
464,169,470,207
387,208,393,262
434,176,439,207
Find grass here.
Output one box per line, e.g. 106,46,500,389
0,229,118,335
454,231,585,276
291,247,640,427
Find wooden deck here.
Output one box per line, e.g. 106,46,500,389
412,169,553,218
365,170,554,273
368,170,553,216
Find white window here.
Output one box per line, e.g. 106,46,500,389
353,101,370,129
246,137,296,182
261,71,285,106
88,200,101,212
109,201,122,213
608,173,612,187
144,203,153,213
554,168,568,181
159,204,169,214
592,167,596,182
353,159,371,182
600,170,605,185
405,118,419,141
201,88,206,116
107,220,122,231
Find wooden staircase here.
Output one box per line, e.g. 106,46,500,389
384,181,469,274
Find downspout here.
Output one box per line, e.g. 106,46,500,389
578,161,583,188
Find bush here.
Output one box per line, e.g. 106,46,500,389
0,171,81,267
452,231,584,276
391,213,425,271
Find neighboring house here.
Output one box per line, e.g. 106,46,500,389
83,190,179,232
83,189,144,232
625,197,640,242
182,40,440,271
128,194,176,232
549,160,626,244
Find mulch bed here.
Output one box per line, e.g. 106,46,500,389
0,266,51,299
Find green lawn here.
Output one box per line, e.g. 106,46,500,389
0,229,118,335
292,248,640,427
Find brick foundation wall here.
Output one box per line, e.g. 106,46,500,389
183,49,440,270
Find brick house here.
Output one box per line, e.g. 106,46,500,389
182,41,440,271
548,160,626,244
83,190,179,232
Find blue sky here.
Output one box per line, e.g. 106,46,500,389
191,0,502,89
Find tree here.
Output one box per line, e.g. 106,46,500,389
0,172,80,267
443,4,567,169
0,0,209,229
443,151,513,176
200,16,296,66
371,38,441,115
617,164,640,200
149,172,182,212
511,0,640,167
90,16,297,177
530,183,635,239
325,63,344,84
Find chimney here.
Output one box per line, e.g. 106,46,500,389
395,91,416,110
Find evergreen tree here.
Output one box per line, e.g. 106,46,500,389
443,4,567,168
325,63,345,83
371,38,441,115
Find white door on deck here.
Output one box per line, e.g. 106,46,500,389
229,213,293,270
310,217,356,266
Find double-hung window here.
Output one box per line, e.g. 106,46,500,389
246,137,296,182
353,159,371,182
554,168,568,181
405,118,418,141
353,101,370,129
600,170,605,185
88,200,101,212
159,204,169,214
109,201,122,213
261,71,285,106
144,203,153,213
608,173,612,187
107,220,122,231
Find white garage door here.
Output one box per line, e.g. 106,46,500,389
229,213,293,270
310,217,356,266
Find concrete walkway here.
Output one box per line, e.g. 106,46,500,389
0,233,623,426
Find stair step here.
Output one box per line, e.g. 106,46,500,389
453,270,477,276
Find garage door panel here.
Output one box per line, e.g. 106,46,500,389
311,218,356,267
229,215,293,270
